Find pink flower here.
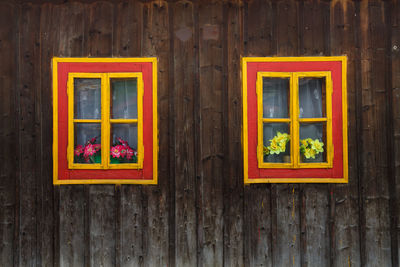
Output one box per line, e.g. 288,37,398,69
126,148,134,160
84,143,96,158
89,137,97,144
117,137,128,146
74,145,84,156
94,144,101,152
116,145,126,158
110,146,121,158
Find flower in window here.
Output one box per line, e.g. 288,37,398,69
264,132,290,155
300,138,324,159
110,137,137,163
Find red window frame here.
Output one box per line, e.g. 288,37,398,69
52,58,158,185
242,57,348,183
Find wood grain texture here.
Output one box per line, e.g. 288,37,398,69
141,2,169,266
360,1,392,266
222,1,244,266
0,3,18,267
172,1,197,266
197,1,224,266
390,0,400,264
0,1,399,266
18,3,41,266
330,1,361,266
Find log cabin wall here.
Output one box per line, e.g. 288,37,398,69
0,0,399,266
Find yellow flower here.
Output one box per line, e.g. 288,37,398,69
304,148,316,159
263,146,270,156
311,139,324,153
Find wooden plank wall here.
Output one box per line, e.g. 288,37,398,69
0,0,399,266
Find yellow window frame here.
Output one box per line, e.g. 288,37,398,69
257,71,333,169
67,72,144,170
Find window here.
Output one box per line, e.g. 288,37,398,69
53,58,158,184
243,57,348,183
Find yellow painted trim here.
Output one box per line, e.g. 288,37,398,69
73,119,102,123
262,118,291,123
53,57,157,63
244,177,348,184
242,59,249,184
341,56,349,183
298,118,327,123
151,58,159,184
110,119,138,123
53,178,158,185
52,58,59,185
242,56,348,63
53,57,158,184
102,73,110,169
242,56,348,183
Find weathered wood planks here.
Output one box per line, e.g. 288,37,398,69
0,1,398,266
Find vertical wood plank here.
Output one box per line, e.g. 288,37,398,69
0,3,18,267
54,3,86,267
171,0,198,265
171,1,197,266
243,0,275,266
222,1,244,266
38,3,62,267
141,1,170,266
331,0,361,266
330,1,361,266
112,1,144,266
274,1,301,266
391,0,400,264
84,2,116,267
197,1,224,266
385,1,399,266
18,3,41,266
359,1,392,266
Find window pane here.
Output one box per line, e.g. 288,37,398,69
299,77,326,118
263,123,291,163
299,122,326,163
74,78,101,119
263,77,290,118
110,123,138,164
74,123,101,164
111,78,138,119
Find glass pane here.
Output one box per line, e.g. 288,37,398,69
299,122,326,163
263,77,290,118
74,78,101,119
111,78,138,119
263,123,291,163
299,77,326,118
74,123,101,164
110,123,138,164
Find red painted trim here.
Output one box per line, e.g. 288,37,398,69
246,61,344,180
57,61,154,180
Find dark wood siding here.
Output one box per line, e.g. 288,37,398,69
0,0,399,266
